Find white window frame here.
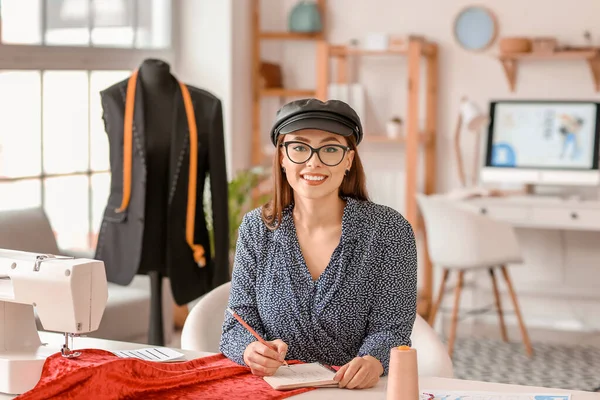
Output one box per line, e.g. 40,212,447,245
0,0,180,250
0,0,179,71
0,44,176,71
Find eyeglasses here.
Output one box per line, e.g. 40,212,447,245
280,141,350,167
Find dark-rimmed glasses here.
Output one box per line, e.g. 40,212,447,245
280,141,350,167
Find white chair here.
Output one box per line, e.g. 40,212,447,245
416,193,533,358
181,281,454,378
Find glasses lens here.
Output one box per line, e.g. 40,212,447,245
318,145,345,166
287,142,312,164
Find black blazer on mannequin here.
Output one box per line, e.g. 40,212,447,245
94,73,230,305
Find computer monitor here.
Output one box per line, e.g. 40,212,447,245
480,100,600,186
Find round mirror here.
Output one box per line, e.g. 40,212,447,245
453,6,498,51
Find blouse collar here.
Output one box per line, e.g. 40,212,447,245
273,196,362,245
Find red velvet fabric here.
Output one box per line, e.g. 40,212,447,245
15,350,315,400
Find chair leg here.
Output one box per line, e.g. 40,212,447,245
447,270,464,358
500,265,534,357
428,269,450,326
489,267,508,342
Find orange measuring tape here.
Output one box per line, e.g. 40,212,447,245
115,69,206,267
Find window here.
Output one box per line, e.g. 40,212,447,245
0,69,129,251
1,0,171,48
0,1,174,252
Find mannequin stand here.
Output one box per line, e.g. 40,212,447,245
137,58,173,348
148,271,165,346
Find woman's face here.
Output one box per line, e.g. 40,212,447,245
280,129,355,201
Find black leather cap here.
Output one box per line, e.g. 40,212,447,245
270,98,363,146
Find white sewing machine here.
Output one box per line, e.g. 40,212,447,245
0,248,108,395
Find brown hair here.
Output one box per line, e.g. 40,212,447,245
260,134,370,230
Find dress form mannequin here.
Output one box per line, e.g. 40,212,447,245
95,57,230,348
137,59,175,346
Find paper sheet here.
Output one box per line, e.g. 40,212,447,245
421,390,571,400
263,362,337,389
110,347,186,362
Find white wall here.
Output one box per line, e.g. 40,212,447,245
177,0,254,176
260,0,600,332
179,0,600,331
271,0,600,191
231,1,253,175
177,0,234,177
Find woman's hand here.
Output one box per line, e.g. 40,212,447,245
333,355,384,389
243,339,288,376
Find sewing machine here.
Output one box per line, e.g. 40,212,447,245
0,248,108,395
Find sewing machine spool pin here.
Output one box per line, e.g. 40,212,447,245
34,255,53,272
33,254,74,272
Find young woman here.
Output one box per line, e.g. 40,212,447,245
220,98,417,390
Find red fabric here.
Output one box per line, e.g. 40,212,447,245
15,349,315,400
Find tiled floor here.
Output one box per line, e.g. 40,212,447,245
442,319,600,348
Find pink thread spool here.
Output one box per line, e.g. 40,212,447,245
386,346,419,400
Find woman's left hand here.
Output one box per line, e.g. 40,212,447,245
333,355,384,389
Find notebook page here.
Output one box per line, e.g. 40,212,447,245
110,348,185,362
263,362,337,389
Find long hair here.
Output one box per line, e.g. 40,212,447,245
260,135,370,230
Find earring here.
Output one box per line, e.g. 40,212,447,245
345,169,350,176
282,166,286,173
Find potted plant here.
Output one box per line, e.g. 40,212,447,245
203,166,271,272
386,116,403,139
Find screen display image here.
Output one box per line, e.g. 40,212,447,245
488,102,599,170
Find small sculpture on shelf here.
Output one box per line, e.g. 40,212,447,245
583,30,594,49
259,62,283,89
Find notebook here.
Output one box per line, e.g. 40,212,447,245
263,362,339,391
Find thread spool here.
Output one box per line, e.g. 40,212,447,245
386,346,419,400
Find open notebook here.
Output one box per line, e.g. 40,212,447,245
263,362,339,391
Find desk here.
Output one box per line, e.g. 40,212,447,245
2,332,598,399
417,195,600,318
294,376,599,399
459,195,600,231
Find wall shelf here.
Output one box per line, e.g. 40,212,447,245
260,88,316,97
363,131,434,145
317,37,439,320
330,47,408,57
498,49,600,92
329,43,437,58
259,32,324,40
251,0,326,166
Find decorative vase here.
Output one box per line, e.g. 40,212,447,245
288,0,322,33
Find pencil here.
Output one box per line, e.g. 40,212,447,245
226,307,289,367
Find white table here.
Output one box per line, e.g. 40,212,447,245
297,377,600,400
2,332,598,399
460,195,600,231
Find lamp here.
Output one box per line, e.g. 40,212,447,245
454,97,489,187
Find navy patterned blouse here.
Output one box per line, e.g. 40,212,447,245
219,197,417,374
